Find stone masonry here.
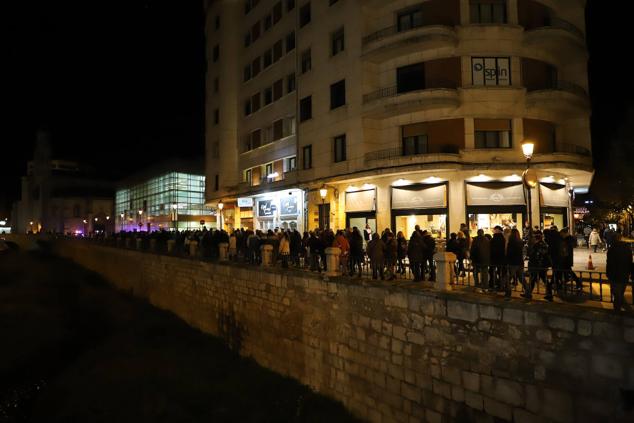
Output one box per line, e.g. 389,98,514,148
50,239,634,422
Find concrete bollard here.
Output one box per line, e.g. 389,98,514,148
325,247,342,276
149,239,157,252
433,251,456,291
189,240,198,257
218,242,229,261
261,244,274,267
136,238,143,250
167,239,176,253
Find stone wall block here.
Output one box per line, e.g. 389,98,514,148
548,316,575,332
447,300,478,323
479,304,502,321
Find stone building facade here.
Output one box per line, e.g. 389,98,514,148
204,0,592,236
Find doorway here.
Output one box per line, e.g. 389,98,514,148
318,203,330,229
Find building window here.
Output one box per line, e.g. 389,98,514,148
251,129,262,149
215,174,219,191
252,57,261,77
265,163,273,177
472,57,510,86
251,21,261,42
300,2,311,27
264,87,273,105
470,0,507,24
301,49,311,73
73,205,80,218
329,0,339,5
273,2,282,23
213,77,219,93
287,73,296,92
244,99,252,116
402,135,428,156
215,15,220,30
300,96,312,121
330,79,346,109
287,0,295,11
263,49,272,68
244,65,252,82
286,31,295,52
264,14,272,31
397,62,425,93
244,32,252,47
213,45,219,62
331,27,344,56
285,156,296,172
398,6,423,32
303,145,312,169
251,93,261,112
246,169,252,185
334,134,346,162
273,119,284,139
474,119,512,148
214,109,219,124
273,40,283,62
273,79,284,100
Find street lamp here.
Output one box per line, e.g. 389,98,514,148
171,203,178,231
120,213,125,232
217,201,224,230
521,141,537,230
319,186,328,203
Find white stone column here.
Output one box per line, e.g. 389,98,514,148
434,251,456,291
459,0,471,25
507,0,519,25
261,244,274,267
448,178,466,234
464,118,475,149
219,242,229,261
325,247,341,276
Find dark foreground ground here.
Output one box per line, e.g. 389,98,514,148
0,251,360,423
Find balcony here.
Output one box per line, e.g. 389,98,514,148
237,169,298,194
362,25,458,63
525,80,590,117
364,145,460,169
362,81,460,119
523,17,586,61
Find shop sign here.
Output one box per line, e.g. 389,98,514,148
466,183,525,206
540,184,569,207
574,207,589,215
392,185,447,210
237,197,254,207
345,189,376,212
258,200,276,217
280,195,298,216
200,219,205,225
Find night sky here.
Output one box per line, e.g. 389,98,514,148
2,0,632,218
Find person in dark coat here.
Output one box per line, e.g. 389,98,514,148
396,231,408,275
470,229,491,291
290,230,302,267
366,233,386,280
446,232,459,272
559,228,581,290
523,230,552,300
349,227,364,277
506,228,525,298
384,230,398,280
490,226,507,291
422,231,436,281
408,231,424,282
606,232,633,312
308,232,324,272
547,226,563,290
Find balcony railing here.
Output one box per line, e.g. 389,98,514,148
364,145,459,162
555,143,591,156
526,80,588,98
363,79,460,103
362,20,457,46
539,17,585,40
239,169,298,189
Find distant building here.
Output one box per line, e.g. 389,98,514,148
12,132,115,234
115,159,215,232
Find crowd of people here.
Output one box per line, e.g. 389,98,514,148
75,221,632,311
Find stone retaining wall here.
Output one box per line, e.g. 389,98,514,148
50,239,634,422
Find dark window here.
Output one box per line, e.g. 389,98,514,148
214,77,219,93
252,129,262,148
252,57,261,76
286,31,295,52
334,134,346,162
265,163,273,176
213,45,219,62
287,156,296,171
273,2,282,23
263,49,272,68
475,131,512,148
264,14,272,31
215,174,219,191
264,87,273,105
244,65,252,81
273,79,284,100
300,2,311,27
402,135,428,155
273,40,283,62
215,15,220,30
470,0,507,24
246,169,252,184
397,62,425,93
273,119,284,139
398,6,423,32
244,99,252,116
300,96,312,121
330,79,346,109
251,21,261,41
251,93,261,111
301,49,311,73
331,27,344,56
244,32,251,47
73,205,80,218
287,73,296,92
287,0,295,11
214,109,219,124
303,145,312,169
329,0,339,5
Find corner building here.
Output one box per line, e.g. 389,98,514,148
204,0,592,236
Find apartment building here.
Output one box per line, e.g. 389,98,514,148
204,0,592,236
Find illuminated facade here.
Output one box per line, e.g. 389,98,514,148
204,0,592,236
115,163,214,232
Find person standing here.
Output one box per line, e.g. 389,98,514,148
506,228,525,298
279,232,290,268
470,229,491,292
349,227,364,277
559,228,581,291
422,231,436,281
366,233,386,280
396,231,408,275
589,228,601,253
523,230,552,301
384,230,398,280
408,231,424,282
606,231,633,312
490,226,507,292
583,225,592,248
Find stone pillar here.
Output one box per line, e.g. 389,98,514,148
167,239,176,253
149,239,157,252
135,238,143,250
434,251,456,291
325,247,341,276
189,240,198,257
218,242,229,261
261,244,273,267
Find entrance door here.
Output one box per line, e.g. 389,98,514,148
318,203,330,229
346,212,377,237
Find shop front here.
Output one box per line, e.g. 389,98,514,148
247,188,304,233
391,183,448,238
345,188,377,234
539,183,570,230
465,182,526,235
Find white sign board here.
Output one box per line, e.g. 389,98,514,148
237,197,254,207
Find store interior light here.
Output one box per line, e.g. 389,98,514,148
422,176,442,184
470,174,491,182
346,185,358,192
392,178,411,186
502,174,522,182
267,172,279,179
138,210,143,215
319,187,328,199
361,183,375,190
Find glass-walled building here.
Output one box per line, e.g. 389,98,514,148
115,161,215,232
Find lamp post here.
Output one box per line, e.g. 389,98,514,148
171,203,178,231
521,141,537,230
217,201,224,230
319,185,328,229
120,213,125,232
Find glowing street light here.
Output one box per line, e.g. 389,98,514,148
521,141,534,161
522,140,537,229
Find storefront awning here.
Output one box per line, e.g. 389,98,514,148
466,182,525,206
540,183,569,207
346,189,376,212
391,184,447,210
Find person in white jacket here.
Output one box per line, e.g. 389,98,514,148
589,228,601,253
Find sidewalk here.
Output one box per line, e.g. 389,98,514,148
573,247,606,272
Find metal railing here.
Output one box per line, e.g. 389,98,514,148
525,80,588,98
362,21,457,46
529,17,585,40
363,79,459,104
554,142,591,157
364,144,459,162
